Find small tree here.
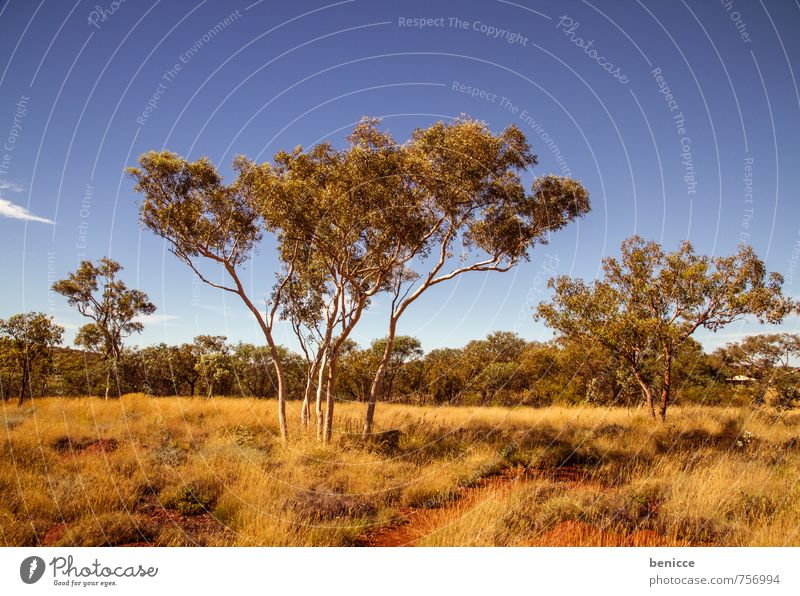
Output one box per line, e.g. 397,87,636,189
52,258,155,399
537,236,795,421
423,348,465,404
0,312,63,405
716,333,800,408
230,342,276,398
370,336,423,401
134,343,179,395
193,335,231,398
339,337,422,403
460,332,527,403
171,343,200,396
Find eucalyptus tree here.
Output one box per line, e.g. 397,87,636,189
230,341,276,398
172,342,200,396
128,153,297,440
52,258,155,399
279,262,330,433
715,333,800,407
716,333,800,375
193,335,231,398
0,312,63,405
362,118,591,435
339,336,422,403
537,236,795,421
423,347,465,404
239,118,426,442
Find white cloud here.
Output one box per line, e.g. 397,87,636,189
134,313,179,325
0,198,53,224
55,319,80,331
0,180,25,192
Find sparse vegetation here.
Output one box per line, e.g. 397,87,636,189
2,395,798,547
1,118,797,548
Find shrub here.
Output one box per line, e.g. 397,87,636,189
729,492,778,522
164,479,221,516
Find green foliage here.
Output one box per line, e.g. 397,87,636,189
3,323,791,411
127,117,590,440
339,336,424,402
714,333,800,410
423,348,465,403
165,480,220,516
0,312,63,403
193,335,232,398
51,258,155,399
52,258,155,361
537,237,796,420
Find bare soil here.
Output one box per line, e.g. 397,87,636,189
361,466,684,547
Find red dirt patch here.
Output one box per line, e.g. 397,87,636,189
361,471,525,547
42,523,68,546
529,465,598,484
51,436,119,456
361,466,678,547
82,438,119,455
528,520,690,547
136,494,233,546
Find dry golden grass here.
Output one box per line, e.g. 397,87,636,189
1,394,798,546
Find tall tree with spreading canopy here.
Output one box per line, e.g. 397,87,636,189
362,118,590,435
537,236,796,420
128,117,587,442
239,118,426,442
52,258,155,399
0,312,63,405
127,152,295,440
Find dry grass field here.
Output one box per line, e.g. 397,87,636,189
1,394,799,547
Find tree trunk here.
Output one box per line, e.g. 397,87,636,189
301,359,319,429
300,381,311,428
631,369,655,419
226,271,290,441
274,357,288,441
323,361,337,444
659,347,672,422
315,352,328,441
114,357,121,398
104,366,111,400
261,338,288,442
364,320,397,436
17,364,29,406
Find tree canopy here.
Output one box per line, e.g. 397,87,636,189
0,312,63,405
537,236,796,420
52,257,155,398
129,116,589,442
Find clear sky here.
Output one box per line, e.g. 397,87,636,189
1,0,798,353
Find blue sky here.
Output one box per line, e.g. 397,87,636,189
0,0,798,353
